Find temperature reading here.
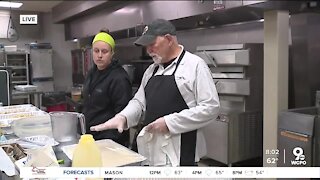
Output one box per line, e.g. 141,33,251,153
256,170,264,175
174,170,182,175
266,157,279,164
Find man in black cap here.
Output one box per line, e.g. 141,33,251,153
91,19,220,166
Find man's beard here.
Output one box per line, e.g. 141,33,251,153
149,53,162,64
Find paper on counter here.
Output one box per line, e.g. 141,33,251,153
24,146,59,167
17,135,59,149
62,139,146,167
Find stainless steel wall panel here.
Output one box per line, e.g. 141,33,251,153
289,13,320,108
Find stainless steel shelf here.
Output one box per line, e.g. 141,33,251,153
9,66,27,70
12,95,29,99
6,58,26,61
12,76,26,79
12,81,28,84
5,50,30,96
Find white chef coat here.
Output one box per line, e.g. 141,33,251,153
120,45,220,163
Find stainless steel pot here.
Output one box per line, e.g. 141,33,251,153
49,112,86,144
122,64,135,83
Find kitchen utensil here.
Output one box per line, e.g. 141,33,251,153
49,112,85,145
8,111,50,137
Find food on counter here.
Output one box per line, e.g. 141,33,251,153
0,104,34,110
0,107,38,114
0,122,10,128
11,113,34,118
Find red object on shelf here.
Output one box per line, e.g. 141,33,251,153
46,103,67,112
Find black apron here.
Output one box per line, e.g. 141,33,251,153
144,50,197,166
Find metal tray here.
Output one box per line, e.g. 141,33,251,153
62,139,146,167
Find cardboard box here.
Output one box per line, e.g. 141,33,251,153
0,143,26,176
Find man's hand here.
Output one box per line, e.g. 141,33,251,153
90,114,127,133
145,117,169,134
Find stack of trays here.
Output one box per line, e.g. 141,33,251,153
0,104,46,135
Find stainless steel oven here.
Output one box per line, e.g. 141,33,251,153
195,43,263,166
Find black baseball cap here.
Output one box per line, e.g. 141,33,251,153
134,19,176,46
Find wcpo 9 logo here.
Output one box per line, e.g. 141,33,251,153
291,147,306,166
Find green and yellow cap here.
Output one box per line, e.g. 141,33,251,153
92,31,115,50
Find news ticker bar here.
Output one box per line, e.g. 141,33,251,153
20,167,320,178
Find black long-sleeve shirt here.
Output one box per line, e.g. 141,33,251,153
82,60,132,146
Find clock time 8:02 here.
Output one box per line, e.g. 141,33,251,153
265,149,279,155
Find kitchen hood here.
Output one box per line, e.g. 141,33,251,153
51,1,320,40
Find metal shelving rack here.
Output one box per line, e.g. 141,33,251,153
5,51,30,104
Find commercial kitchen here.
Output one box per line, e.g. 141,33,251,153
0,0,320,179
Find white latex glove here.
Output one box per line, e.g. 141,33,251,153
145,117,169,134
90,114,127,133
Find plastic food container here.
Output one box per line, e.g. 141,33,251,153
0,111,48,135
12,114,52,138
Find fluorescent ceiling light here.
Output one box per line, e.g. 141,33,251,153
0,1,23,8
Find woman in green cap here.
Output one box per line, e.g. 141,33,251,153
82,29,131,146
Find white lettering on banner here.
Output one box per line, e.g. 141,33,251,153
192,170,202,175
19,167,320,178
105,170,123,175
19,15,38,25
150,170,161,175
63,170,94,175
